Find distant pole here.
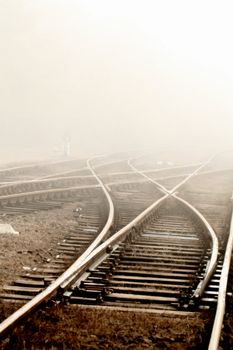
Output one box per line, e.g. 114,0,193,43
63,135,71,157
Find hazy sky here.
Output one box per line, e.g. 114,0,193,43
0,0,233,160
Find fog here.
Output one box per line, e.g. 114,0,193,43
0,0,233,161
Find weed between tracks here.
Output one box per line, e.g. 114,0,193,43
0,304,211,350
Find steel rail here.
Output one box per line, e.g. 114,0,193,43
0,156,115,337
128,161,169,195
0,154,218,336
98,164,233,178
188,166,233,177
72,165,233,181
167,154,216,194
102,166,233,194
128,155,219,299
107,179,148,187
85,157,115,250
105,167,233,188
0,162,204,192
173,194,219,299
83,162,202,178
141,162,202,174
0,155,204,336
0,162,48,174
0,157,84,176
1,163,232,199
0,165,91,197
128,157,216,195
0,185,101,207
0,174,95,195
85,166,232,183
61,154,217,293
129,151,233,350
59,194,169,290
141,167,233,182
208,199,233,350
92,158,130,170
94,162,203,176
2,155,228,194
55,157,116,288
38,167,90,180
61,156,218,296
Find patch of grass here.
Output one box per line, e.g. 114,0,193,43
0,304,211,350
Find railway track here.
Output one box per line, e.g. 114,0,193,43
0,155,122,338
0,158,163,304
0,164,97,216
0,158,88,183
0,158,95,215
0,156,114,303
63,158,220,311
0,153,233,349
66,197,216,310
61,155,233,349
0,194,107,303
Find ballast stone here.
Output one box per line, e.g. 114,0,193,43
0,224,19,234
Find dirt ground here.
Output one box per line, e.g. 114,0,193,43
0,305,212,350
0,203,78,293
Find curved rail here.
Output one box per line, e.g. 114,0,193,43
208,200,233,350
128,160,169,195
61,153,218,295
0,155,202,335
56,156,219,296
0,154,220,338
1,156,230,199
168,154,216,193
85,157,115,250
60,193,169,290
128,156,219,299
0,156,114,337
130,155,233,347
173,194,219,299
